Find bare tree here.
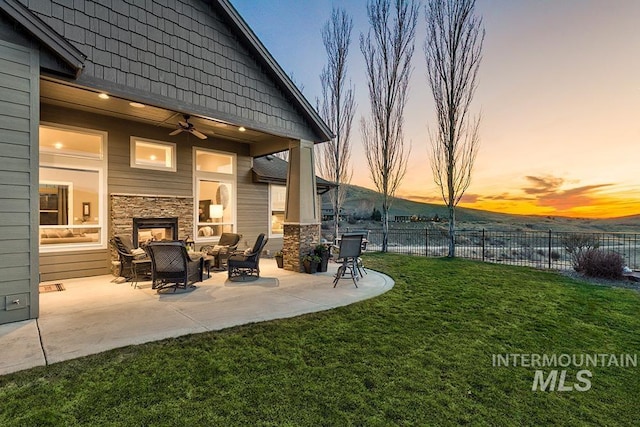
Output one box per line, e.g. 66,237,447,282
316,7,356,242
360,0,418,252
425,0,484,257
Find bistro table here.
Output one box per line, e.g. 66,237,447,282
189,252,214,278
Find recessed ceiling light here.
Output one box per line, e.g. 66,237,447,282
238,126,246,132
54,142,63,149
129,102,145,108
98,93,109,100
150,155,157,161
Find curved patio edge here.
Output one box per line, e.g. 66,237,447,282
0,260,394,375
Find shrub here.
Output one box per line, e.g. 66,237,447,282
314,244,329,256
562,233,600,270
575,248,624,279
302,253,321,263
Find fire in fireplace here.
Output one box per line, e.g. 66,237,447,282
133,217,178,247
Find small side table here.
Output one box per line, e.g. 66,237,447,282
202,255,213,278
131,259,152,288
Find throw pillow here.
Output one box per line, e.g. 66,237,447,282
131,248,146,256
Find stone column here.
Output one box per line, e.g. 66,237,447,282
283,139,321,272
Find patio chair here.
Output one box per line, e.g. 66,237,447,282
227,233,268,281
333,233,364,288
111,234,150,281
200,232,241,270
146,241,203,291
336,231,368,276
346,229,370,251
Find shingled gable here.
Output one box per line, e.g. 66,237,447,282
16,0,332,144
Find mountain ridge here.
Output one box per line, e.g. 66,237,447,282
323,184,640,233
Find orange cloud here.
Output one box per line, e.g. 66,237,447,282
535,184,613,211
458,175,635,218
523,175,564,195
399,175,638,218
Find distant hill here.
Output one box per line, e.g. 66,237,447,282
323,184,640,233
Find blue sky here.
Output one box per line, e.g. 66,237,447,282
230,0,640,218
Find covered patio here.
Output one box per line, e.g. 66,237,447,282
0,260,393,375
0,0,335,327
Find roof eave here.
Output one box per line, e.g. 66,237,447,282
213,0,334,142
0,0,85,77
252,171,334,195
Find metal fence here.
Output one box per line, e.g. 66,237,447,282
360,229,640,270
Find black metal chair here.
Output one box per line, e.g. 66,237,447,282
227,233,268,281
146,241,203,291
333,233,364,288
111,234,150,282
200,232,242,270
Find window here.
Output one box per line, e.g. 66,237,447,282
195,150,234,174
270,185,286,237
39,124,107,250
40,125,103,159
130,137,176,172
194,149,236,241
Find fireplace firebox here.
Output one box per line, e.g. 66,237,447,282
133,217,179,247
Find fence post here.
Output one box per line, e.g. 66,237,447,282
482,229,485,262
548,229,552,269
425,228,429,257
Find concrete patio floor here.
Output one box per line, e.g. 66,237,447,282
0,259,393,376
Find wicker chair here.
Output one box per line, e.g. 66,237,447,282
146,241,203,291
227,233,268,281
200,232,241,270
111,234,149,280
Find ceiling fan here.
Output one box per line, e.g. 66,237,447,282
169,114,207,139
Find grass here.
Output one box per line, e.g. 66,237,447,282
1,254,640,426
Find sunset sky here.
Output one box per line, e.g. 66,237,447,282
231,0,640,219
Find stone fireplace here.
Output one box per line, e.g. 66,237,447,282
132,217,179,247
110,193,194,254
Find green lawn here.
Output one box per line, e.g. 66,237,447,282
1,255,639,426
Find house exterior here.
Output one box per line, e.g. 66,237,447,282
0,0,333,325
252,154,334,249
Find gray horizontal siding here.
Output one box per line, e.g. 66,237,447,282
0,40,38,324
236,156,276,252
40,249,110,281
